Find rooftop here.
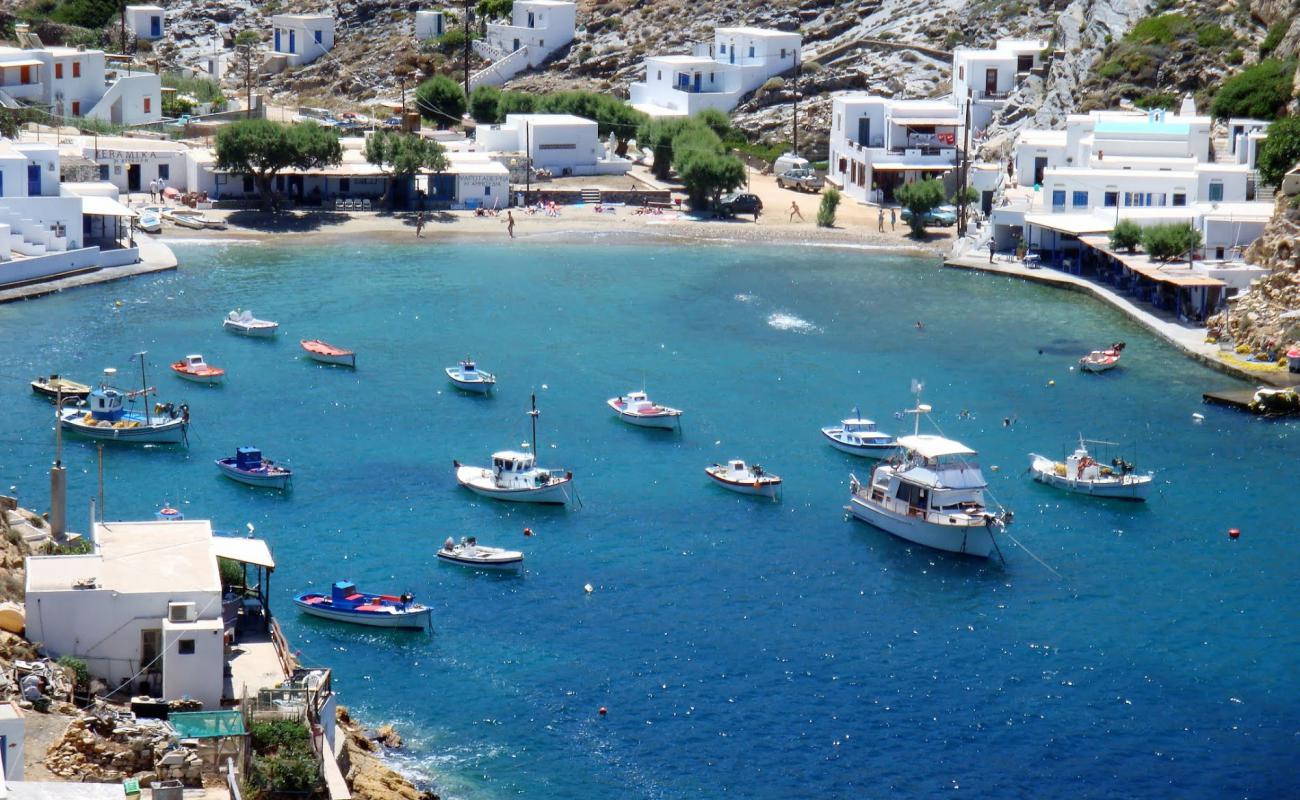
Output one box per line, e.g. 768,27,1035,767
649,55,717,65
271,13,333,23
714,27,801,39
898,435,976,459
1094,119,1191,136
502,113,596,127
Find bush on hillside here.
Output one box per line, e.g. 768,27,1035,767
1256,115,1300,187
1260,21,1288,58
1210,59,1297,120
414,75,466,127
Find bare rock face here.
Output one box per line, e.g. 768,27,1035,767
1207,195,1300,353
336,706,438,800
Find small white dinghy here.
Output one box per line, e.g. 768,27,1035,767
607,390,682,429
137,209,162,233
1079,342,1125,373
705,459,781,499
223,309,279,338
1028,437,1153,501
437,536,523,570
446,359,495,393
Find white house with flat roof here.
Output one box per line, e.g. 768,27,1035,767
271,14,335,68
0,702,22,781
24,518,275,710
124,5,165,41
827,94,962,204
475,113,629,176
952,38,1046,132
484,1,575,65
416,9,447,40
629,26,802,117
0,46,160,124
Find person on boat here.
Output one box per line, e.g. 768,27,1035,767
444,537,455,552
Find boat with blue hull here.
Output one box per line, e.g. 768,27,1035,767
216,447,293,490
293,581,430,629
57,357,188,445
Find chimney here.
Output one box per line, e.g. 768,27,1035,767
1179,93,1196,118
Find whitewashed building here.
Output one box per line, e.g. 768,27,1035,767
0,702,21,780
484,0,575,65
826,94,961,204
952,38,1046,132
124,5,166,41
475,113,629,176
271,14,335,68
415,10,447,40
629,26,801,117
24,518,275,710
0,46,161,124
72,135,191,195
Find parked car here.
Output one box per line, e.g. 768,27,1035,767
382,116,403,129
900,204,958,227
776,168,824,193
715,192,763,218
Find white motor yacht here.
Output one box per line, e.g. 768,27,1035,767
223,309,279,338
821,409,898,457
446,359,496,393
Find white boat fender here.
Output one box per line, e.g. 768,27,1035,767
1191,412,1205,422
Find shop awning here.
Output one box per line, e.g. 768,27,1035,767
79,195,138,217
870,164,955,172
0,59,45,69
888,117,959,126
1024,212,1114,236
211,536,276,569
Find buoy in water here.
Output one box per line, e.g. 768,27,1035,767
1228,528,1240,539
114,300,123,307
584,583,594,594
1047,380,1056,386
523,527,534,537
598,706,607,716
1192,412,1205,422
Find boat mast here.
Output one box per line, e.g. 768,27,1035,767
136,351,151,425
529,393,539,454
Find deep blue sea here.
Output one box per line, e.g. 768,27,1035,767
1,238,1297,798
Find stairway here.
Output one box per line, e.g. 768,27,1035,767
1210,136,1234,164
1248,171,1275,203
581,189,601,204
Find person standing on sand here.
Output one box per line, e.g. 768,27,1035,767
148,179,158,203
878,208,885,233
890,208,896,230
507,211,516,238
789,201,803,222
415,211,425,238
988,240,995,263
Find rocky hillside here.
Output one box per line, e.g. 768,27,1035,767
1207,194,1300,354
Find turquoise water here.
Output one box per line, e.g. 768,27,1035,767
2,239,1297,798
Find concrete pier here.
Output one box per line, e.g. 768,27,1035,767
0,238,177,304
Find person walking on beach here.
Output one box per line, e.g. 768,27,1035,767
988,240,995,263
415,211,425,238
507,211,516,239
877,208,885,233
889,208,896,231
149,179,158,203
789,201,803,222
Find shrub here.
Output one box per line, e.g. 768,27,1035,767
816,186,840,227
218,557,245,591
161,73,227,105
802,60,822,73
476,0,513,20
671,125,745,207
1127,14,1192,46
251,720,312,755
951,185,979,207
57,656,90,692
758,77,786,97
435,28,472,55
469,84,501,123
1141,222,1201,262
1109,219,1143,252
45,537,92,555
1096,60,1125,80
1260,21,1288,58
1195,24,1232,49
1134,91,1179,110
1210,59,1297,120
50,0,119,28
414,74,466,127
248,752,319,794
1227,48,1244,65
1256,115,1300,187
693,108,731,139
896,179,945,236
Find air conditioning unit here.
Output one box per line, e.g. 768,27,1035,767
167,602,197,623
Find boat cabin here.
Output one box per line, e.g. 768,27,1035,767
86,384,126,421
182,354,207,368
492,450,537,473
842,418,878,433
460,360,478,373
871,435,989,515
234,447,264,470
331,581,362,606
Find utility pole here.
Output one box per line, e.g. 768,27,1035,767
120,1,127,55
525,119,531,194
958,88,972,238
50,391,66,538
792,57,801,157
463,0,471,103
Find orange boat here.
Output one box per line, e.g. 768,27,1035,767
171,354,225,384
301,339,356,368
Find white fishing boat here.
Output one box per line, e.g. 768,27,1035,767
164,207,226,230
705,459,782,498
847,395,1009,558
223,309,279,338
437,536,524,570
137,209,162,233
1079,341,1125,372
171,354,225,384
1028,437,1153,501
445,359,495,393
57,358,189,445
821,409,898,457
453,394,574,504
607,390,682,429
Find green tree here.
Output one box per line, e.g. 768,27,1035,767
234,30,262,119
951,185,979,208
365,130,448,209
1256,114,1300,187
694,108,732,140
817,186,841,227
215,120,342,210
1210,59,1297,120
499,90,538,117
1140,222,1202,262
415,75,467,128
1109,219,1143,253
476,0,514,20
637,117,693,181
469,85,502,123
895,179,945,236
51,0,118,28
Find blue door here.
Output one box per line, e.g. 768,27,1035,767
678,73,689,90
274,30,281,51
289,30,296,54
693,73,701,92
28,163,40,195
857,118,870,146
729,47,735,64
431,173,456,201
527,11,535,27
150,16,161,37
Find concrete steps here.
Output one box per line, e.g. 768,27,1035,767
581,188,601,204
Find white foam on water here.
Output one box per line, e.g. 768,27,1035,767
767,312,821,334
734,293,756,303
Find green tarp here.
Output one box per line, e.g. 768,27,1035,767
168,710,247,738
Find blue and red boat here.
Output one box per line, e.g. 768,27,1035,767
293,581,431,629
